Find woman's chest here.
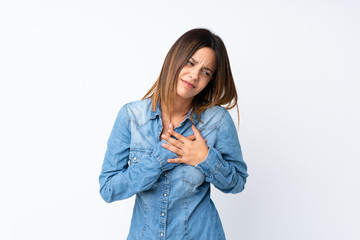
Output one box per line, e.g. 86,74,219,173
128,118,218,151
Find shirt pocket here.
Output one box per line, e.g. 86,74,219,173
181,164,206,187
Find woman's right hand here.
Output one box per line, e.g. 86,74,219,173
165,123,206,158
166,123,206,142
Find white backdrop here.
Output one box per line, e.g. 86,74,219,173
1,0,359,239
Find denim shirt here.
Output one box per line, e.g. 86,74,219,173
99,98,248,240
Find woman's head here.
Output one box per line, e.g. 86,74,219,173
143,28,238,123
176,46,216,102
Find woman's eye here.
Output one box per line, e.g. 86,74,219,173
203,71,210,76
187,60,194,66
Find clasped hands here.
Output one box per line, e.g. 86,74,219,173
161,123,209,166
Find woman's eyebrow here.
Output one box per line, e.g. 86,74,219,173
190,57,198,63
203,67,213,73
190,57,214,73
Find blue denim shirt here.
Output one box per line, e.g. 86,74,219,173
99,98,248,240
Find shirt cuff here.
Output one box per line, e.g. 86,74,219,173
195,146,223,177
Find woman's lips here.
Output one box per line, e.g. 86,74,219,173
181,79,195,88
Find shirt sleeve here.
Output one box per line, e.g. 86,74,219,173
195,110,248,194
99,104,178,203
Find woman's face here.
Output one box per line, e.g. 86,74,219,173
176,47,217,101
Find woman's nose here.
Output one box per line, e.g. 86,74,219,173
189,68,200,81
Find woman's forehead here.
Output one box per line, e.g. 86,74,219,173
190,47,217,69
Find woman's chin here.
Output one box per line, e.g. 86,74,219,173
176,92,195,101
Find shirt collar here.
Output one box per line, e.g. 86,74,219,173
186,106,200,125
150,100,162,120
150,100,199,125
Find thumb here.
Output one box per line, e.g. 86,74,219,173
191,125,204,140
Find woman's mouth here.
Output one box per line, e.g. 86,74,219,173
181,79,195,88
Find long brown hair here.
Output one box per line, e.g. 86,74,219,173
142,28,239,126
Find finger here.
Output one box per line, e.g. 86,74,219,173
161,142,182,155
161,134,183,149
185,135,206,142
163,123,175,147
168,128,187,143
165,123,173,137
185,134,196,141
191,125,204,141
167,157,184,164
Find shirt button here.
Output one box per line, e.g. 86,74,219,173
163,193,167,197
160,232,164,236
164,173,168,177
133,157,136,160
161,212,165,216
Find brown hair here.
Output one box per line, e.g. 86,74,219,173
142,28,239,126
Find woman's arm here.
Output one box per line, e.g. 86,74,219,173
99,104,178,203
195,110,248,194
161,109,248,194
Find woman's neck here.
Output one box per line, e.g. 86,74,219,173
161,96,193,118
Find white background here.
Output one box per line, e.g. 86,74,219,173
1,0,359,239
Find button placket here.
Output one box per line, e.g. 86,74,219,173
159,172,170,239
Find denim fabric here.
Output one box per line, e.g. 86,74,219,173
99,98,248,240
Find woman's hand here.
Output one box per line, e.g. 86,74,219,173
161,124,209,166
164,123,204,142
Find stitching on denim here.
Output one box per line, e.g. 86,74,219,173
130,148,152,154
214,108,227,142
124,103,131,124
212,158,223,175
181,165,205,187
125,102,148,127
208,109,228,176
181,165,195,187
141,194,148,238
129,149,152,165
185,188,189,240
152,150,165,170
201,147,222,177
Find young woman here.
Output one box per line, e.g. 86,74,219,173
99,28,249,240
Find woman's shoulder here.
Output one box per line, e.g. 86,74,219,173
199,105,229,127
201,104,227,115
120,98,153,122
123,98,152,110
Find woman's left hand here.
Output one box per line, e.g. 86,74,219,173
161,125,209,166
